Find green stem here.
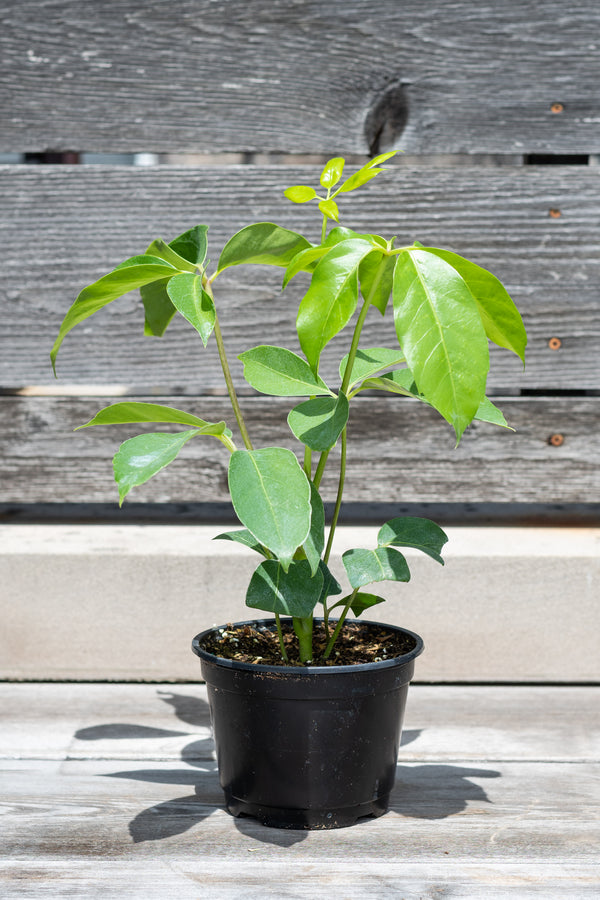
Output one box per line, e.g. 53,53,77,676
293,615,314,663
274,613,289,663
212,312,253,451
323,426,347,565
312,449,330,489
323,588,358,659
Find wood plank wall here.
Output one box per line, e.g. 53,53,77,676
1,0,599,518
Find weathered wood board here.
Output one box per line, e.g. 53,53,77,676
1,165,598,392
1,1,599,155
1,395,597,504
0,684,598,898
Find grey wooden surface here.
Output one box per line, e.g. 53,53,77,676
2,395,598,504
2,165,597,391
1,683,598,898
1,1,599,155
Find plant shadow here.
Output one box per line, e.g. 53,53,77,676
73,690,500,844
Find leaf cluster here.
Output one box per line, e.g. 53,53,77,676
51,154,527,663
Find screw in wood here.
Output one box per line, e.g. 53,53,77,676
548,337,562,350
551,102,564,114
548,434,565,447
549,208,562,218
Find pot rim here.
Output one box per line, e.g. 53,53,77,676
191,617,424,675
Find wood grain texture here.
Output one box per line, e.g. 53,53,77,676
1,395,597,503
2,165,598,391
1,0,599,154
0,684,598,897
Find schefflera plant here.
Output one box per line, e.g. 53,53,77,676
51,153,527,664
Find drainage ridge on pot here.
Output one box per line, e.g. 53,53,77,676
192,618,424,830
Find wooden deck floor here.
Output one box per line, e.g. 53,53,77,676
1,683,598,898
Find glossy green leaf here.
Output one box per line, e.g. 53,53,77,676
318,559,342,604
239,345,331,396
283,244,330,288
364,369,513,430
145,238,198,273
330,591,386,617
392,248,489,441
245,559,323,618
318,198,340,223
303,482,325,576
320,157,345,189
213,529,269,557
140,277,177,336
77,401,229,434
421,247,527,363
377,517,448,564
473,396,513,430
51,257,177,371
166,273,215,346
336,151,396,194
359,249,396,315
228,448,311,571
288,393,349,452
113,430,197,505
284,185,318,203
296,239,375,371
217,223,312,274
342,546,411,589
339,347,406,387
169,224,209,268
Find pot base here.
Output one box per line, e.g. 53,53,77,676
226,791,389,830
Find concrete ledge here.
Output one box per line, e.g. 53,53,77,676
0,525,598,682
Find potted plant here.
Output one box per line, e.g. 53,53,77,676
51,153,527,829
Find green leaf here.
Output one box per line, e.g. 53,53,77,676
377,517,448,565
296,239,375,371
342,546,411,589
288,393,349,452
336,151,396,194
361,368,417,397
51,257,177,371
239,345,332,396
166,273,215,346
392,248,489,442
228,448,311,571
320,157,345,189
303,482,325,576
213,529,269,557
330,592,386,617
283,245,330,288
474,396,513,430
318,198,340,223
359,249,396,315
318,559,342,604
364,370,515,432
217,223,312,274
246,559,324,618
284,185,318,203
77,401,229,435
421,247,527,363
169,225,209,268
145,238,198,274
140,278,177,336
113,430,197,505
339,347,406,387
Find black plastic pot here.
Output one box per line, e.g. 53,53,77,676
192,618,423,830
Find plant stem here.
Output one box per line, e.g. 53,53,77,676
274,613,289,663
293,615,314,663
323,588,359,659
212,312,253,451
312,449,330,489
323,426,347,565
